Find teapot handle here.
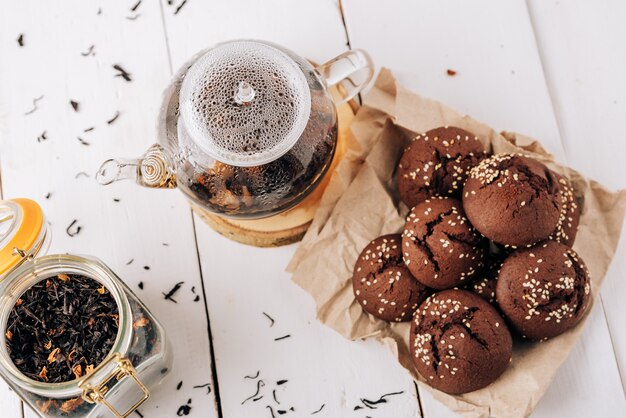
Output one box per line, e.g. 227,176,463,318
316,49,374,105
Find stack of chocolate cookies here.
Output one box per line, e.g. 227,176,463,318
351,126,588,395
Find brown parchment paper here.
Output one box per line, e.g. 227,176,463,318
287,68,626,418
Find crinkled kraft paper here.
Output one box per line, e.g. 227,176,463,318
287,68,626,418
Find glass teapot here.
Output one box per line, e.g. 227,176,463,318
97,40,373,219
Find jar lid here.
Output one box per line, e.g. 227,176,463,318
0,199,45,277
178,40,311,167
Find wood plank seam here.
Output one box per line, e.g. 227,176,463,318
338,0,364,109
339,0,424,415
599,295,626,395
190,214,225,418
158,0,175,75
157,1,225,416
414,381,425,418
338,0,353,49
523,0,569,158
525,0,626,397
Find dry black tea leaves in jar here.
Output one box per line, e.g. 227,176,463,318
5,273,119,384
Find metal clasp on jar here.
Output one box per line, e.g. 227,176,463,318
9,246,39,270
80,353,149,418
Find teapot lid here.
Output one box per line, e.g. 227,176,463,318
0,199,46,277
179,40,311,167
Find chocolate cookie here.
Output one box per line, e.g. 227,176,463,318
410,289,512,394
397,127,486,208
353,234,430,322
402,197,485,290
548,175,581,247
463,153,562,248
496,241,591,340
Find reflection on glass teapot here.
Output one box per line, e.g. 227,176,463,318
96,40,374,219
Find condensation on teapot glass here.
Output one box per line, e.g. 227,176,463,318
178,40,312,168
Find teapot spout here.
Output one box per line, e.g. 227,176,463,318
96,144,177,189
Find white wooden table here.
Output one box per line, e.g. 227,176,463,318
1,1,625,417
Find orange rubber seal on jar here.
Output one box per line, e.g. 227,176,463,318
0,198,44,277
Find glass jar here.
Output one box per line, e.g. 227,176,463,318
0,199,171,417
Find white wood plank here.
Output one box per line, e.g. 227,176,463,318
527,0,626,191
194,225,420,417
0,1,218,417
161,0,421,416
342,0,625,416
0,381,22,418
342,0,565,161
528,0,626,393
534,302,626,417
